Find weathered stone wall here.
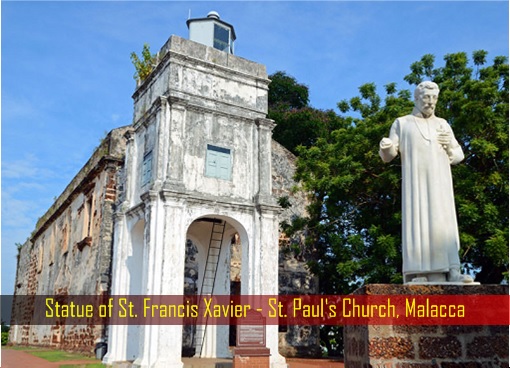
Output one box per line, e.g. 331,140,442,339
128,35,270,208
224,139,320,357
9,127,130,354
271,141,321,358
106,35,287,365
344,284,509,368
10,33,320,362
132,35,268,124
271,140,308,222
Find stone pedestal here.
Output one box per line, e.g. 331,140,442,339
233,347,270,368
343,284,508,368
234,311,271,368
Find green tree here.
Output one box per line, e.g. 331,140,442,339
295,83,414,295
271,107,344,155
268,71,309,110
294,50,508,297
1,320,9,346
268,71,342,154
276,82,413,356
272,53,508,355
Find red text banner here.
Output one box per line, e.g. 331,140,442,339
6,295,509,326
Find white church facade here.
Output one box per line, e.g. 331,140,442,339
10,13,319,367
105,15,285,366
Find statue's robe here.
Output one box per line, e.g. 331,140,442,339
380,113,464,283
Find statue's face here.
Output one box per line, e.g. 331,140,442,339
415,90,439,118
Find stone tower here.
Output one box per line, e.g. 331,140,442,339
103,15,287,368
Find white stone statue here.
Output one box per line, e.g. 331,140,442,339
379,81,473,283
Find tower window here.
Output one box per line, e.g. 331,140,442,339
213,24,230,52
141,151,153,186
205,144,232,181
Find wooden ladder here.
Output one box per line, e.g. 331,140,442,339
194,219,226,357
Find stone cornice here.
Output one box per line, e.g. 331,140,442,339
141,190,159,205
124,201,145,220
256,118,276,131
133,96,168,131
172,92,266,124
160,189,256,214
132,36,270,102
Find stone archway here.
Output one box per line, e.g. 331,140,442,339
183,215,248,358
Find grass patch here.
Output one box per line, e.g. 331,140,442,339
3,346,104,366
29,349,97,362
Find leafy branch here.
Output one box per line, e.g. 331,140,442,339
130,43,157,83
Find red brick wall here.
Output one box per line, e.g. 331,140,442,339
344,285,509,368
234,355,270,368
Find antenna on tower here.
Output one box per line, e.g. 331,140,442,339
188,9,191,20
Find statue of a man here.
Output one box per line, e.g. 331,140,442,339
379,81,473,283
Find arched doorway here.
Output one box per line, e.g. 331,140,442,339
183,215,247,358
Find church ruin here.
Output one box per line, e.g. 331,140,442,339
10,12,320,367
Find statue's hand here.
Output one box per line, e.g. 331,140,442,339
379,137,398,162
437,128,452,147
380,137,393,150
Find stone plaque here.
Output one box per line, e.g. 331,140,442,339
236,310,265,347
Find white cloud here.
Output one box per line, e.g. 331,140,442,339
2,95,41,122
1,190,40,229
2,154,57,180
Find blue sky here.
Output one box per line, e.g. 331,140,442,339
2,1,508,296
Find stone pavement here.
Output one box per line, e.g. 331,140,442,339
181,357,344,368
1,348,344,368
285,358,344,368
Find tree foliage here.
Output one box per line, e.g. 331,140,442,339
268,72,342,154
1,320,9,346
270,50,508,295
130,43,157,82
295,83,414,293
268,71,309,110
269,52,508,355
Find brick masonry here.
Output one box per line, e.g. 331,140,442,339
9,127,130,354
9,133,321,357
343,284,508,368
233,355,270,368
234,348,271,368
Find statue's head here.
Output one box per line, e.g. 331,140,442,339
414,81,440,118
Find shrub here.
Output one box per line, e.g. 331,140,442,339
2,332,9,346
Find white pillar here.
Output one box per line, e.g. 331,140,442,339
255,118,276,204
103,212,130,365
132,192,185,368
259,206,288,368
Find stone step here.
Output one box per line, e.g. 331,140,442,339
110,362,134,368
183,358,233,368
110,358,233,368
